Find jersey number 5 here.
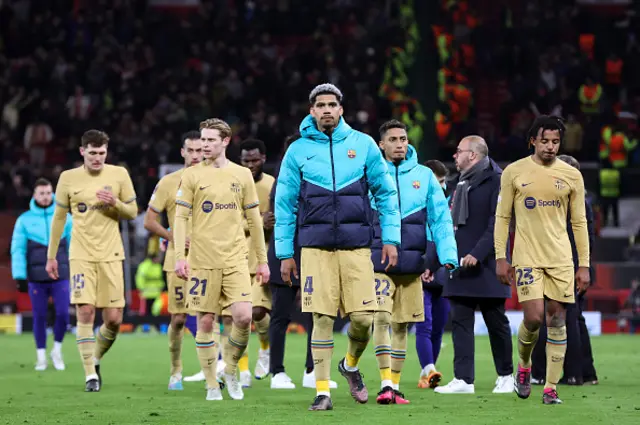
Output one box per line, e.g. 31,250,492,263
516,268,534,287
190,277,208,296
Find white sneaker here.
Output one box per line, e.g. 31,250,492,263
302,370,338,389
216,360,226,381
206,387,223,401
184,370,206,382
35,359,47,371
434,378,475,394
168,374,183,390
254,349,270,379
493,375,514,393
270,372,296,389
50,350,65,371
223,372,244,400
239,370,252,388
35,349,47,371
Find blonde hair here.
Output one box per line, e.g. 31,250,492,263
200,118,232,139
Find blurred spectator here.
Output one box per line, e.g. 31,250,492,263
135,254,165,318
622,279,640,334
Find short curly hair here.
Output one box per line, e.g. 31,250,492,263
309,83,343,105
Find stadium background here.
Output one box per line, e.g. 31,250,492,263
0,0,639,337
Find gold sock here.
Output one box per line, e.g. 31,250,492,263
346,311,373,368
254,314,270,351
517,322,539,368
223,324,249,375
76,322,96,378
168,324,184,376
311,313,334,395
195,330,219,389
94,324,118,361
390,322,408,388
544,326,567,391
373,311,391,383
238,352,249,372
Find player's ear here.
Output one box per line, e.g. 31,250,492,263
79,147,85,157
222,137,230,147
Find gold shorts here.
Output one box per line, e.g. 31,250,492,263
188,265,252,314
166,271,190,314
300,247,376,316
220,274,270,316
514,266,575,304
374,273,424,323
70,260,125,308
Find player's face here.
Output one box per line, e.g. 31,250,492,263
200,128,229,160
181,138,203,166
33,184,53,207
240,148,265,179
436,175,447,189
379,128,409,162
80,144,108,171
453,140,475,171
310,94,343,131
533,128,561,164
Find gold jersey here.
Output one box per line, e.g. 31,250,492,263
245,173,275,272
175,161,265,269
53,164,137,262
494,156,589,268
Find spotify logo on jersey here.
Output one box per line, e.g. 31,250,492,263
524,197,536,210
77,202,88,213
202,201,213,213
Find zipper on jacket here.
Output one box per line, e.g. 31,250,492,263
44,207,51,251
329,133,337,246
395,165,402,213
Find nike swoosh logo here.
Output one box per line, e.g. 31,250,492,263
362,300,373,305
306,155,316,160
199,185,210,190
73,190,82,195
564,294,572,298
412,313,423,318
521,183,533,187
110,299,120,303
241,293,250,296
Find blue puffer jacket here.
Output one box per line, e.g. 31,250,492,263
370,145,458,274
275,115,400,259
11,196,72,283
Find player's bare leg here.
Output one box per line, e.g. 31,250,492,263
222,301,252,400
196,312,222,400
76,304,99,392
515,299,544,399
309,313,334,411
168,313,186,390
542,300,567,405
339,311,373,404
252,306,270,380
94,307,123,389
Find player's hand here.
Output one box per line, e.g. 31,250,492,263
381,244,398,272
256,263,270,286
96,189,117,206
175,259,190,281
496,258,514,286
421,269,434,283
263,212,275,230
461,254,478,268
46,259,59,280
576,267,590,293
280,258,298,286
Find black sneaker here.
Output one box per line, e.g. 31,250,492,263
559,376,583,386
309,395,333,411
85,379,100,392
96,364,102,387
337,358,368,403
542,388,563,404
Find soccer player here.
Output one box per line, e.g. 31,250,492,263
143,131,203,390
370,120,458,404
494,116,590,405
174,118,269,401
11,178,72,371
275,84,401,411
46,130,138,392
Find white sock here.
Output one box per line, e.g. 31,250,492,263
392,383,399,391
381,379,393,389
94,357,100,366
37,348,46,362
344,363,358,372
317,391,330,397
423,363,436,376
85,373,99,382
53,341,62,354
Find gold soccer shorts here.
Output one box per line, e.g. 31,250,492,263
187,264,252,314
514,266,575,304
70,260,125,308
374,273,424,323
166,271,189,314
300,247,376,317
220,274,270,316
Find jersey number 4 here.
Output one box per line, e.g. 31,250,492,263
189,277,208,296
516,268,534,287
303,277,313,294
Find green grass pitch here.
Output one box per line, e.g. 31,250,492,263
1,333,639,424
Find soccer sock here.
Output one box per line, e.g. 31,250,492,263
195,330,219,389
94,324,118,361
223,324,250,375
517,321,539,369
53,341,63,354
238,352,250,373
311,313,334,397
373,311,392,388
76,322,97,378
345,311,373,371
544,326,567,391
254,314,270,351
168,324,184,376
390,322,408,390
